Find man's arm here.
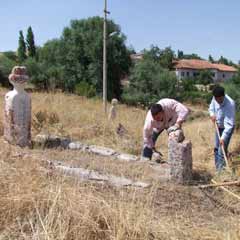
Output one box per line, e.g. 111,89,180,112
209,97,216,122
143,112,154,148
221,101,235,143
175,101,189,127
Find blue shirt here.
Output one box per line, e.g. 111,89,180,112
209,94,235,141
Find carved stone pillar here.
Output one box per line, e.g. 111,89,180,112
108,98,118,121
4,66,31,147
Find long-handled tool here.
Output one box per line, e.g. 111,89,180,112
214,121,230,169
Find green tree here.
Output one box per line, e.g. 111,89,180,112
0,54,15,86
218,56,229,65
177,50,184,59
143,45,175,70
176,50,202,60
26,26,36,58
3,51,17,62
196,70,213,85
122,50,177,106
17,30,27,63
208,55,214,63
48,17,131,98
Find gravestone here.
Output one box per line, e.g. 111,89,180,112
108,98,118,121
4,66,31,147
168,129,192,184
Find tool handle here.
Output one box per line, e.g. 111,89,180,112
214,121,230,169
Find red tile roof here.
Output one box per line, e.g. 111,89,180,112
174,59,237,72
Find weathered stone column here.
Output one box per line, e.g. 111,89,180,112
4,66,31,147
108,98,118,121
168,129,192,184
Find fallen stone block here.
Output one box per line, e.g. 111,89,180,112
88,145,116,156
54,163,150,188
116,153,139,162
68,141,88,151
34,134,71,149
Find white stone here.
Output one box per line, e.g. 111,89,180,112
68,141,88,150
168,129,185,143
88,145,116,156
4,66,31,147
116,153,138,162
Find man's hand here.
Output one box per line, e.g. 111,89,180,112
210,115,216,123
167,123,180,135
220,138,225,146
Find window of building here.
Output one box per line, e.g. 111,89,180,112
212,73,215,77
181,72,185,77
222,74,225,78
186,72,189,77
193,72,199,77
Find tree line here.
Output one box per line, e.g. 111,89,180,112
0,17,239,108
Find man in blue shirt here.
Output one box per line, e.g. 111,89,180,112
209,86,235,171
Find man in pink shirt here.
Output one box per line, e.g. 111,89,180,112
142,98,189,159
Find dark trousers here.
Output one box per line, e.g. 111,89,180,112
214,127,234,171
142,130,163,159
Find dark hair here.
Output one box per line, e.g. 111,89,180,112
212,86,225,97
150,104,163,116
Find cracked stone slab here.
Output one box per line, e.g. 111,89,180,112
88,145,117,156
116,153,139,162
53,163,150,188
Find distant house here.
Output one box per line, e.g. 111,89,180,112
173,59,237,82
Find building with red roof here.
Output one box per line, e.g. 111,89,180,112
174,59,237,82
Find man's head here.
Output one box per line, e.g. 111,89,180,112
212,86,225,104
150,104,164,121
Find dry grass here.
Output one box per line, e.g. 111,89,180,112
0,87,240,239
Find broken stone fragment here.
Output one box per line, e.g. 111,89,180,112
68,141,88,151
54,164,150,188
168,129,185,143
33,134,71,149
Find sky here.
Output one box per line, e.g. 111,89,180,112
1,0,240,63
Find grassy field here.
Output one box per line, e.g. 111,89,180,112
0,87,239,239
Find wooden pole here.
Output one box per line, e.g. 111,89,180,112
103,0,108,114
211,179,240,201
199,180,240,189
214,122,230,169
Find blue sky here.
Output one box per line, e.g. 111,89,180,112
1,0,239,63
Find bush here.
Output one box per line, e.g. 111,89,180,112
74,82,96,98
0,54,16,87
122,54,177,106
179,91,212,105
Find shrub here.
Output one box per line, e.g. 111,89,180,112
74,82,96,98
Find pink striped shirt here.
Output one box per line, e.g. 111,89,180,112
143,98,189,148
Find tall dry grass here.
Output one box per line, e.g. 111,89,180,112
0,87,240,239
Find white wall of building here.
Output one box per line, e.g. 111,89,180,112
175,68,235,82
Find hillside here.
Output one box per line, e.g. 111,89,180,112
0,87,239,239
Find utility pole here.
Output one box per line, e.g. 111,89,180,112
103,0,110,114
